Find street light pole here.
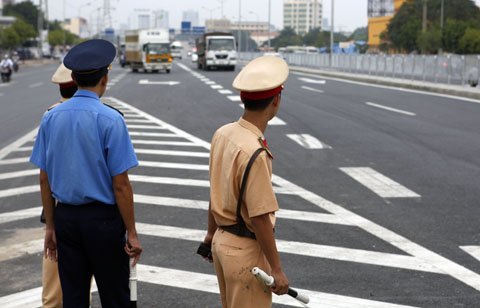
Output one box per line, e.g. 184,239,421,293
238,0,242,53
330,0,334,67
439,0,444,53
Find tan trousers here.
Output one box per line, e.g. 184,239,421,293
42,257,62,308
212,229,272,308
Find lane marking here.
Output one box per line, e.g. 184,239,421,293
135,148,209,157
138,80,180,86
136,223,439,273
340,167,420,198
0,239,43,262
0,265,418,308
218,89,233,94
0,207,40,224
269,117,287,125
130,175,210,187
127,125,167,130
0,128,37,160
28,82,43,88
460,246,480,262
205,81,215,85
128,132,179,138
125,119,155,124
139,161,209,170
299,77,326,84
293,71,480,105
0,157,29,165
366,102,416,116
287,134,331,149
0,185,39,198
132,140,200,147
12,146,32,152
302,85,324,93
0,169,37,181
211,85,223,89
227,95,241,101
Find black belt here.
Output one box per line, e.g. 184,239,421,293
220,224,256,239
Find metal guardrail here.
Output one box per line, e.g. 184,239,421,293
240,52,480,87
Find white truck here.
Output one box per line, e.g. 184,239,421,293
196,32,237,71
125,29,172,73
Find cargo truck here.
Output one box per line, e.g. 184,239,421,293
196,32,237,71
125,29,172,73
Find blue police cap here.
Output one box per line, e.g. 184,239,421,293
63,39,116,75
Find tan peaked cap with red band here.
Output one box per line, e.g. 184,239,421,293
233,55,289,100
51,63,74,85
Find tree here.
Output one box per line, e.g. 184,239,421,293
0,28,21,50
3,1,43,34
349,27,368,42
271,27,302,49
443,19,469,53
11,19,36,44
459,28,480,54
417,28,442,54
48,29,80,47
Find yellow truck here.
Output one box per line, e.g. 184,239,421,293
125,29,172,73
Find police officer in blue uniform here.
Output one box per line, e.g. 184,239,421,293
30,39,142,307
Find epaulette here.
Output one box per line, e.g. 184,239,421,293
47,101,62,111
258,137,274,159
103,103,124,117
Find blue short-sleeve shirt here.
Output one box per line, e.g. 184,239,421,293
30,90,138,205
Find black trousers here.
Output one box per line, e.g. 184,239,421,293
55,202,130,308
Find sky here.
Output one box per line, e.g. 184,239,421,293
35,0,369,32
25,0,480,33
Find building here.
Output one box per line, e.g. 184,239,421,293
182,10,199,27
283,0,323,35
205,18,232,32
129,9,151,30
153,10,169,29
368,0,406,47
62,17,89,38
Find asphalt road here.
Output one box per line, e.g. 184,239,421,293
0,56,480,307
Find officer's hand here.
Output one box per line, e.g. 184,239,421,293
44,228,57,262
125,232,143,266
271,269,289,295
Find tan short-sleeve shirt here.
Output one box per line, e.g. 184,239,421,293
209,118,278,231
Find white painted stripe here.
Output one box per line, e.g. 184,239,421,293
276,209,353,225
13,146,33,152
0,207,40,224
227,95,241,101
299,77,326,84
205,81,215,85
129,132,178,138
268,117,286,125
200,78,210,82
135,148,209,158
293,71,480,105
218,89,233,94
136,223,440,273
301,85,324,93
127,125,166,130
460,246,480,262
0,169,37,181
0,239,43,262
28,82,43,88
211,85,223,89
132,140,200,147
0,157,29,165
130,175,209,187
123,114,144,118
287,134,331,149
0,128,37,160
0,266,418,308
366,102,416,116
125,119,154,124
340,167,420,198
0,185,39,198
139,161,209,170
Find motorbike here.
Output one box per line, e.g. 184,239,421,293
1,66,12,83
12,60,19,72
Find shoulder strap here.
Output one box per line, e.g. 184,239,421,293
236,148,266,228
103,103,124,117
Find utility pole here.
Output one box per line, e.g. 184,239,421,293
330,0,334,67
439,0,444,53
422,0,427,33
238,0,242,53
37,0,43,56
268,0,271,49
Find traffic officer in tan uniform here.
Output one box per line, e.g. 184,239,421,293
41,63,78,307
200,55,290,307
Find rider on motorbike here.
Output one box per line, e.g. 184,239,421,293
0,54,14,82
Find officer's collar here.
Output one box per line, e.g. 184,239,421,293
237,117,265,140
73,89,100,100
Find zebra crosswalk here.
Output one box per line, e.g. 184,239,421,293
0,96,478,307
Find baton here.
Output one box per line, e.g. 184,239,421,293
251,267,309,305
130,258,137,308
